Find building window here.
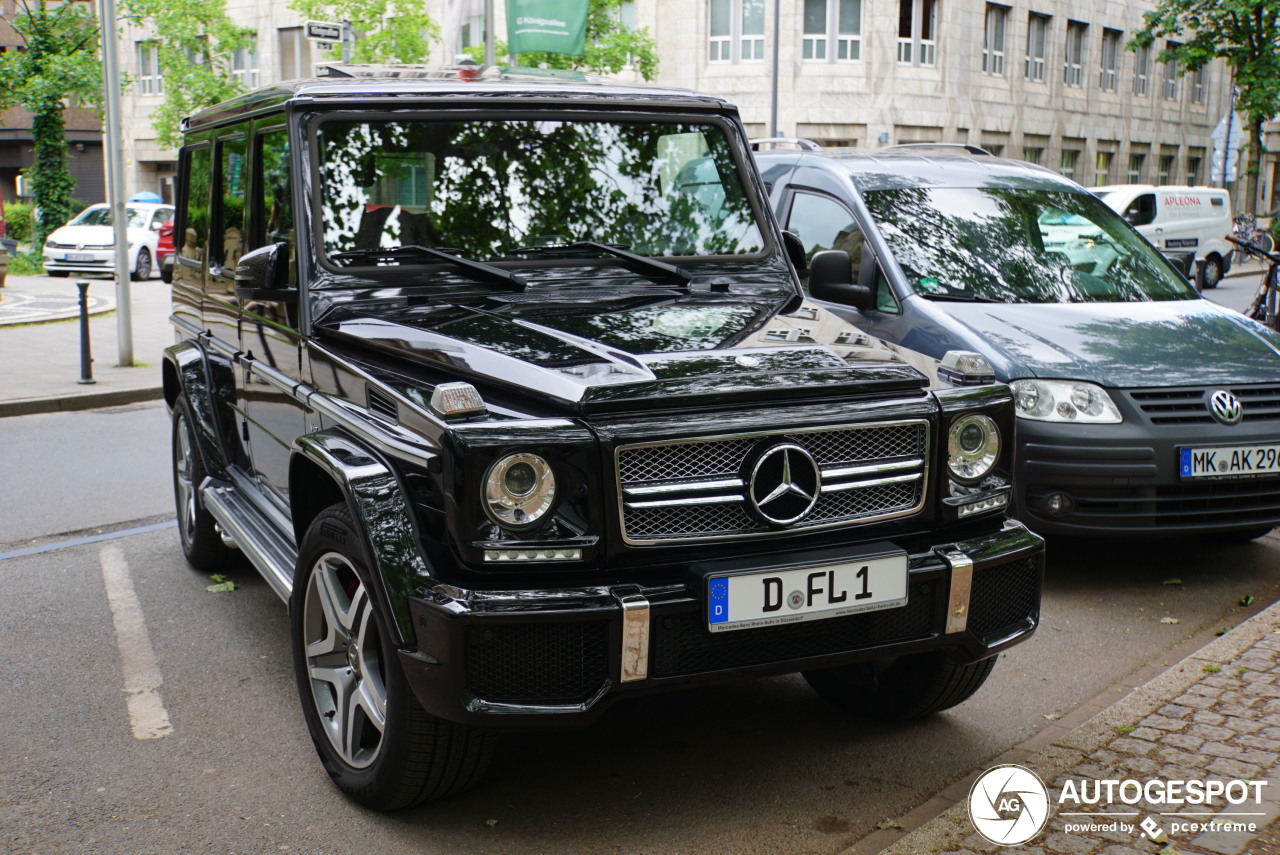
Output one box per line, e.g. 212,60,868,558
803,0,862,62
458,15,485,51
1063,21,1085,88
709,0,764,63
1191,65,1206,104
1025,14,1048,82
137,41,162,95
897,0,936,66
1127,153,1145,184
982,4,1006,76
1099,28,1120,91
1022,147,1042,165
232,42,259,89
1158,154,1174,185
1095,151,1113,187
1163,44,1180,100
1187,153,1203,186
1133,43,1150,96
1060,149,1078,181
278,27,313,80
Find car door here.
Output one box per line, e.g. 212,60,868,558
237,123,304,501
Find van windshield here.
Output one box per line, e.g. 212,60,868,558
861,186,1197,303
314,117,765,264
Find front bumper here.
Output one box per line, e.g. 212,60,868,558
1015,403,1280,536
43,249,117,275
400,521,1044,728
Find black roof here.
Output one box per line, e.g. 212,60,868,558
183,70,732,132
755,147,1082,194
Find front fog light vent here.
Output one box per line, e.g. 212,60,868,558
484,548,583,563
938,350,995,386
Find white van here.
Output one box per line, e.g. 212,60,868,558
1093,185,1233,288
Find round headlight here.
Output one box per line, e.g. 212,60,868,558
483,452,556,529
947,414,1000,484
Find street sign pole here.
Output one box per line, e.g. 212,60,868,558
96,0,133,366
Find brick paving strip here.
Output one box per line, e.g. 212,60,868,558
846,597,1280,855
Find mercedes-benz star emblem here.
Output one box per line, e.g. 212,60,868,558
747,443,821,526
1208,390,1243,426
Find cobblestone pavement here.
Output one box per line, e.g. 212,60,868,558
871,600,1280,855
0,286,113,325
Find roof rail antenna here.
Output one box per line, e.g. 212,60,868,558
749,138,822,152
880,143,994,156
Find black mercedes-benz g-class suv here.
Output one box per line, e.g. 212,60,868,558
163,68,1045,809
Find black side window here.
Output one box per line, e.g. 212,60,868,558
786,191,863,290
1127,193,1157,226
217,137,248,269
255,128,295,286
179,146,211,263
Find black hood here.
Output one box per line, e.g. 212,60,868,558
317,289,931,413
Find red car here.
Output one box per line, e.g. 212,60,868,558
158,217,175,282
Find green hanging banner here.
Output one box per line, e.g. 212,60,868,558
506,0,588,56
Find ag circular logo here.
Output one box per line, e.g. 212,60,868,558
747,443,821,526
967,765,1050,846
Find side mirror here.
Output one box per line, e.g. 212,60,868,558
809,249,871,311
781,230,808,275
234,242,295,303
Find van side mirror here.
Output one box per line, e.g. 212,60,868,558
234,242,295,303
809,249,871,310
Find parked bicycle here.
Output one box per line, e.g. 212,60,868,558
1231,213,1275,265
1227,235,1280,331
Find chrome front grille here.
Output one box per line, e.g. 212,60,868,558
616,420,929,545
1126,384,1280,425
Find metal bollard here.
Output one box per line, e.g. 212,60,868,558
76,280,95,385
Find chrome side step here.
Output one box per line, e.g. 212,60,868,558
201,479,297,603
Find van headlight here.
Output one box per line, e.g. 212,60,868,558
483,452,556,529
947,414,1000,483
1011,379,1123,423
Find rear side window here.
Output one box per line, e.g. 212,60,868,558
1211,197,1224,207
179,146,212,263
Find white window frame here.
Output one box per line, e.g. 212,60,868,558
1157,154,1174,185
802,0,862,63
982,4,1006,76
709,0,765,64
896,0,936,67
231,41,259,89
1025,13,1048,82
1060,149,1078,181
1099,28,1120,92
1133,43,1150,96
1191,66,1206,104
1163,45,1180,101
1095,151,1113,187
137,41,162,96
1063,21,1084,88
1127,153,1145,184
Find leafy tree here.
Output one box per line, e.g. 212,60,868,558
288,0,440,63
121,0,256,148
1131,1,1280,212
464,0,659,79
0,0,102,246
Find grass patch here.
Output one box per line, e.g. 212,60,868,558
1203,664,1222,673
7,252,44,276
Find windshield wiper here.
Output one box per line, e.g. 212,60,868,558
917,291,1007,303
508,241,692,288
332,245,526,291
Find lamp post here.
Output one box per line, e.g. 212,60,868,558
95,0,133,366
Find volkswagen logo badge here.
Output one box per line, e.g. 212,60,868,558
1208,390,1243,426
747,443,821,526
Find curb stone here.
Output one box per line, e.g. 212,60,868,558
844,595,1280,855
0,386,164,418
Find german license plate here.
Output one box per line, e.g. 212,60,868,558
707,553,908,633
1180,444,1280,479
64,252,94,261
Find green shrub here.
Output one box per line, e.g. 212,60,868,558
8,252,44,275
5,201,33,245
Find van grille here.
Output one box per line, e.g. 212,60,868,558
1125,384,1280,425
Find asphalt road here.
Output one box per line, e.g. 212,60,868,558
2,405,1279,854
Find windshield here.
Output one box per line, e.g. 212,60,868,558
315,118,765,264
69,206,152,228
862,187,1196,303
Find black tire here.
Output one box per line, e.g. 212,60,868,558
291,503,496,810
48,270,70,278
131,247,152,281
803,651,997,721
172,397,236,571
1200,254,1223,289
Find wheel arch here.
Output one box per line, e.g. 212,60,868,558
163,340,230,478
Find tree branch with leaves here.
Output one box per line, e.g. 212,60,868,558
1131,0,1280,212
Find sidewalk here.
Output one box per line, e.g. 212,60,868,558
858,590,1280,855
0,273,171,416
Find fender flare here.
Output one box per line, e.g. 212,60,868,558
291,430,436,646
163,340,231,479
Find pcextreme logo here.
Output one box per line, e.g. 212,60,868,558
967,765,1051,846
